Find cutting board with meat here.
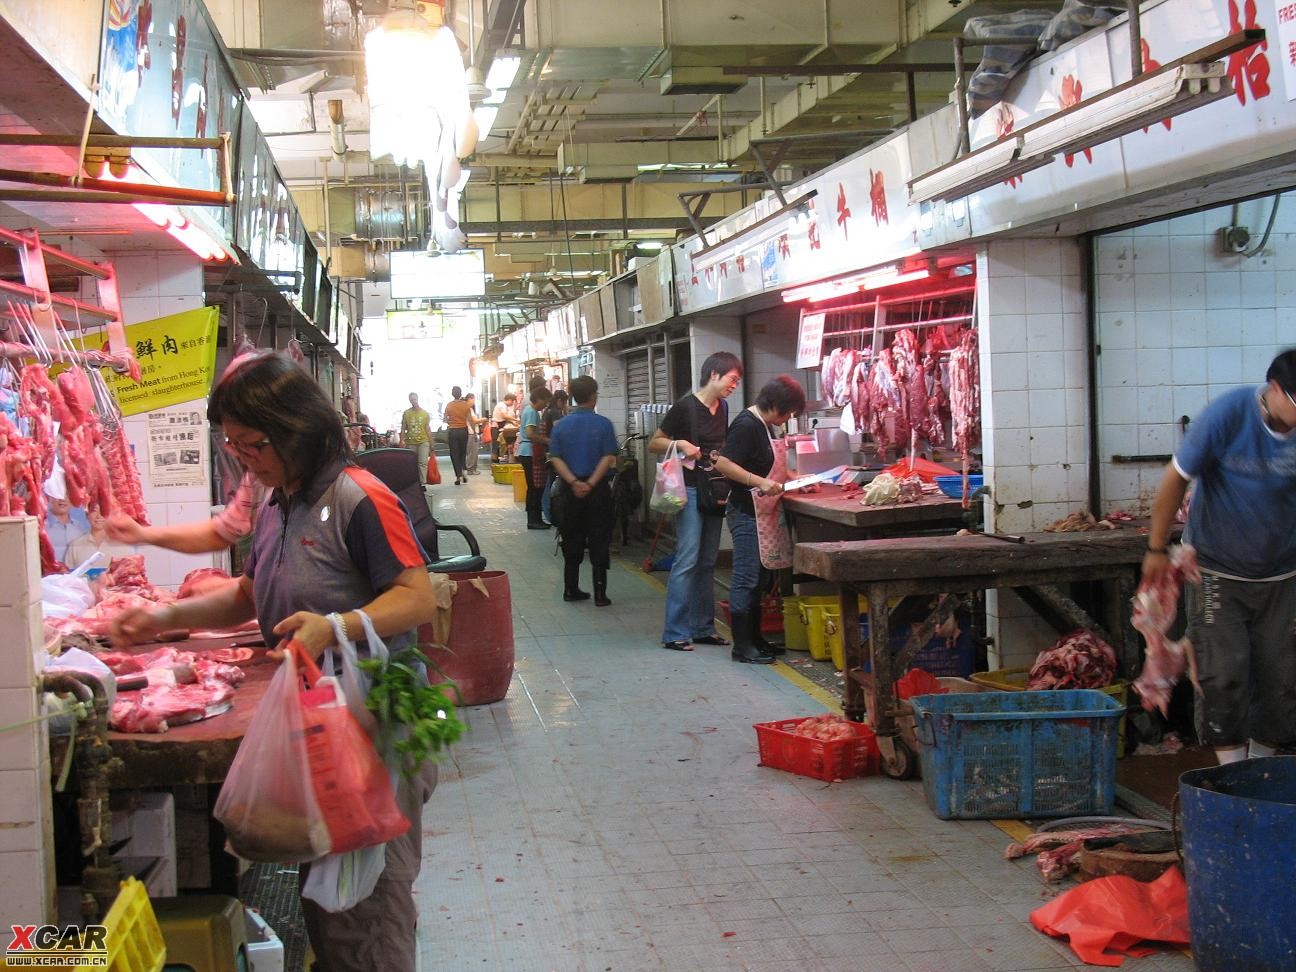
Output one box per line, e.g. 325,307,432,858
98,644,254,733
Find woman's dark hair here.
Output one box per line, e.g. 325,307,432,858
755,375,806,417
208,351,350,484
698,351,742,388
1267,348,1296,395
451,385,463,398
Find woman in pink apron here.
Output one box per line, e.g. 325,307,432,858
711,376,806,664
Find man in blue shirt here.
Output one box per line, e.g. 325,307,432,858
1144,348,1296,764
548,376,618,606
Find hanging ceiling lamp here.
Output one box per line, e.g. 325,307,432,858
364,0,474,252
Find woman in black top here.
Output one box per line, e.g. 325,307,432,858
713,376,806,663
648,351,743,651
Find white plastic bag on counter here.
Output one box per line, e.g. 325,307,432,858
40,575,95,619
43,648,116,732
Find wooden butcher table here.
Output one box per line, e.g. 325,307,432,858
794,528,1154,779
782,486,971,542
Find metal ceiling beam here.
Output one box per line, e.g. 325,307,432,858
461,217,709,234
724,63,955,75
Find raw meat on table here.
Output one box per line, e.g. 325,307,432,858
110,679,235,733
178,567,232,599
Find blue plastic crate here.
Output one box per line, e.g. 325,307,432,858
910,689,1122,820
933,474,983,498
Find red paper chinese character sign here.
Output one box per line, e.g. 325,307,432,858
1059,75,1094,167
807,218,822,250
995,104,1024,188
777,234,791,259
1228,0,1271,104
835,183,852,238
736,254,746,273
868,170,889,225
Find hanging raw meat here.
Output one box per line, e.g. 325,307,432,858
892,328,925,452
922,349,948,447
101,424,150,524
1132,544,1202,716
832,348,857,408
948,328,981,460
865,347,902,457
19,364,62,476
0,411,61,572
849,356,871,435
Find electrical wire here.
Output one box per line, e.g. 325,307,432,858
1243,192,1282,258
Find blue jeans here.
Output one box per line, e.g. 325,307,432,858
541,468,555,523
662,487,725,643
726,507,760,615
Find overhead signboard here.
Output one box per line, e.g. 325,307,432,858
389,250,486,299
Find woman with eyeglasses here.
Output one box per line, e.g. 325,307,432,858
111,350,442,972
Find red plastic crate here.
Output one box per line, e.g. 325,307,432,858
754,717,880,781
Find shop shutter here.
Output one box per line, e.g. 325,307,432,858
652,348,668,405
625,350,651,410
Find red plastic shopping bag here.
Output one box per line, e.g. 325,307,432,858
290,641,409,855
214,651,331,862
426,455,442,485
1029,865,1190,967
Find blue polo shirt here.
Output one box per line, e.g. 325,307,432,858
516,404,541,457
548,407,617,478
1174,385,1296,579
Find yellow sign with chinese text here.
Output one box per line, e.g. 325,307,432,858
86,307,219,417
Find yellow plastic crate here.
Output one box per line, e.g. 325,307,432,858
970,668,1128,756
799,595,869,666
491,462,521,485
102,877,166,972
782,597,810,651
511,467,528,502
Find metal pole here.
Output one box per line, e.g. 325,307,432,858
953,37,971,159
1127,0,1143,80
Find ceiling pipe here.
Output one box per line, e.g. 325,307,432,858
327,99,347,158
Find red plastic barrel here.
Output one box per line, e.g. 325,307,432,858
418,570,514,705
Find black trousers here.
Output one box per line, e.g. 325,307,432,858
556,479,612,568
447,426,469,479
519,454,544,524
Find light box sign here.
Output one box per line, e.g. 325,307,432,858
386,310,444,339
389,250,486,299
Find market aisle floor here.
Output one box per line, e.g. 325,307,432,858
414,460,1193,972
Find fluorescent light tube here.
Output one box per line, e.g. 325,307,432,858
1019,63,1231,161
909,136,1052,205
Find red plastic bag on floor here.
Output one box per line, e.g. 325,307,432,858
290,641,410,855
1029,865,1190,967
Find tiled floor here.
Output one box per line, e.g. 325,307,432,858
414,461,1193,972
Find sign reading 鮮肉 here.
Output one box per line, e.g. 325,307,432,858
87,307,219,417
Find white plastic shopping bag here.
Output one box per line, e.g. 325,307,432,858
649,440,688,513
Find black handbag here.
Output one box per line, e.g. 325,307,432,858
690,399,730,517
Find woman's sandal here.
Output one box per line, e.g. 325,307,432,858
691,635,731,646
661,641,694,651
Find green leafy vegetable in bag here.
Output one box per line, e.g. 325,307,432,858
359,648,465,776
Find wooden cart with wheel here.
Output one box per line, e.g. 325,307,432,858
793,529,1162,779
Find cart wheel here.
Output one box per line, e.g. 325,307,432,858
882,738,917,780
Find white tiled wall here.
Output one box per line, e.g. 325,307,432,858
743,305,802,395
0,518,56,929
978,238,1089,667
105,253,223,588
1095,199,1296,512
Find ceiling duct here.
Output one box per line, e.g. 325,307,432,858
660,66,747,96
353,187,426,243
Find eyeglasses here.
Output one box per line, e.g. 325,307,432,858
223,435,273,458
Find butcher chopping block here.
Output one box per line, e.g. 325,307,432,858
51,637,278,790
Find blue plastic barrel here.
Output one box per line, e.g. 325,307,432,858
1179,757,1296,972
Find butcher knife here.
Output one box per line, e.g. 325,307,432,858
167,699,233,726
781,465,849,492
